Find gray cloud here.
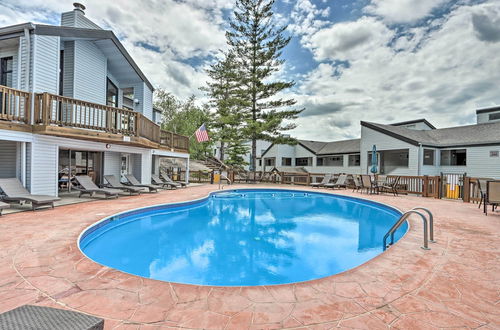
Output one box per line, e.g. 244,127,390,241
299,101,356,117
472,13,500,43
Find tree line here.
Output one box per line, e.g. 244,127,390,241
154,0,302,169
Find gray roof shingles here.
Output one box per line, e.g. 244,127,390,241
298,139,361,155
362,121,500,147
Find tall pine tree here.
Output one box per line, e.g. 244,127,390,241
227,0,302,171
203,51,248,167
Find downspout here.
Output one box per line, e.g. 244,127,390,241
418,143,423,176
23,26,32,190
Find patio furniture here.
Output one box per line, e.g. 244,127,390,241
361,174,378,194
378,176,400,196
74,175,121,199
310,174,332,188
0,305,104,330
124,174,160,193
151,174,178,189
484,180,500,216
352,175,363,193
103,175,143,195
324,174,348,189
160,173,187,188
0,178,60,211
0,201,9,215
477,178,491,209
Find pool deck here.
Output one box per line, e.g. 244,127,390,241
0,184,498,329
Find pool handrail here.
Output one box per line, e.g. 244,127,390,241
383,209,430,251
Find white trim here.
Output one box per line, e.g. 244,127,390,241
151,149,189,159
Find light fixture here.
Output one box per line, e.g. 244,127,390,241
105,144,111,149
134,98,140,105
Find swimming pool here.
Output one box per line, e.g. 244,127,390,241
79,189,406,286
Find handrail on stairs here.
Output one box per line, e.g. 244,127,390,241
383,207,435,251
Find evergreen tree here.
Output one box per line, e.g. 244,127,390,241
154,90,213,160
203,52,248,167
227,0,303,171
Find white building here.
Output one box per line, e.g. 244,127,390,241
213,140,272,171
260,112,500,179
0,4,189,197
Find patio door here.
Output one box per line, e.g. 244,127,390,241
58,149,103,192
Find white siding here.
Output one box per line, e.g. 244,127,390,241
29,138,58,196
360,126,419,176
142,84,153,120
61,11,101,29
32,35,59,94
103,151,121,179
439,146,500,179
0,140,17,178
62,41,75,97
73,40,107,104
477,111,500,124
19,35,32,91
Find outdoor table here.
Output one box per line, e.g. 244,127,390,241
0,305,104,330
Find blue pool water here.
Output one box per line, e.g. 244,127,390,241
79,189,406,286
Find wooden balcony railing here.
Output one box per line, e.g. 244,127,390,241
31,92,188,152
0,85,30,123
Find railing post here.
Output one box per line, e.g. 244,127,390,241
463,176,471,203
25,92,31,124
42,92,50,125
422,175,429,197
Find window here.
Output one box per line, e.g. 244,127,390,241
348,154,360,167
281,157,292,166
295,157,312,166
258,159,262,166
0,57,13,87
440,149,466,166
264,158,275,166
489,113,500,121
316,158,323,166
317,156,343,166
106,78,118,107
490,151,499,157
423,149,435,165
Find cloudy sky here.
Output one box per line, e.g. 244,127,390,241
1,0,500,141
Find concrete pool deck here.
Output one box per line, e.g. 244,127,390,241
0,184,498,329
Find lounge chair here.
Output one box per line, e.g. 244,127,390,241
310,174,332,188
0,201,9,215
477,178,491,209
361,174,377,194
378,176,400,196
352,175,363,193
0,178,60,210
484,180,500,216
324,174,348,189
151,174,178,189
74,175,121,199
103,175,144,195
124,174,160,193
160,173,187,188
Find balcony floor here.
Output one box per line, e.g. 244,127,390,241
0,184,498,329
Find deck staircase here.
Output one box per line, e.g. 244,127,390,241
203,157,234,184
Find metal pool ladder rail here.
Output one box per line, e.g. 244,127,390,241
383,207,435,251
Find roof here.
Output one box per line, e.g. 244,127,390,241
361,121,500,147
476,106,500,114
390,118,436,129
0,23,154,90
298,139,360,155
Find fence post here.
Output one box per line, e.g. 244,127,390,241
422,176,429,197
307,173,311,185
463,176,470,203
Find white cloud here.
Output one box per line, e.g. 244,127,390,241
290,2,500,140
306,16,394,61
289,0,331,36
365,0,450,24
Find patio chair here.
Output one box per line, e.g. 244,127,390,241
103,175,143,195
352,175,363,193
160,173,187,188
484,180,500,216
378,176,400,196
477,178,490,209
151,174,178,189
310,174,332,188
74,175,121,199
324,174,348,189
0,201,9,215
0,178,60,210
361,174,378,194
124,174,160,193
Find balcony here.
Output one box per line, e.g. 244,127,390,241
0,85,189,153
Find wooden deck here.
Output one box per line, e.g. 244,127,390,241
0,86,189,153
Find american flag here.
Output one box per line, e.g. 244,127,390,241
195,123,209,142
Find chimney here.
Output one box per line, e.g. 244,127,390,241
73,3,86,15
